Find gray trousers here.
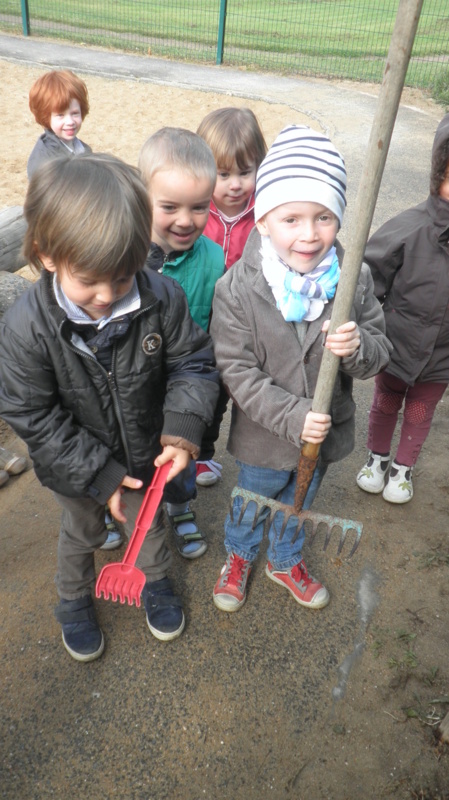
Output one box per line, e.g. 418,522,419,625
53,488,172,600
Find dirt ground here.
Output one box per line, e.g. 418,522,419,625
1,54,449,800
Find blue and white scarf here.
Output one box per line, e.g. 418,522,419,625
260,235,340,322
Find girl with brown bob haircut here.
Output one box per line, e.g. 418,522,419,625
197,107,267,269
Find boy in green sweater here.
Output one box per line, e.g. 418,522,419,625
139,128,225,557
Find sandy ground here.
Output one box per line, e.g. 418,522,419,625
0,53,449,800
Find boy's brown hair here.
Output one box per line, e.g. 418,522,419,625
197,107,267,172
138,127,216,189
23,154,151,279
29,70,90,129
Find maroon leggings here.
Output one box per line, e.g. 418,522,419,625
367,372,447,466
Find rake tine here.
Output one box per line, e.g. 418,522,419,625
336,526,348,557
243,503,260,531
322,524,333,552
276,509,300,542
231,495,270,531
102,577,113,601
345,526,362,559
110,582,119,603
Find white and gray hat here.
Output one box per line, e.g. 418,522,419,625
255,124,347,225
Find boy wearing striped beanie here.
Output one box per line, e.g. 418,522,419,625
210,125,390,614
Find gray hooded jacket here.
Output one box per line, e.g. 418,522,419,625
210,228,391,470
364,113,449,385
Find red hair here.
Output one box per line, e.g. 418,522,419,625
29,70,89,128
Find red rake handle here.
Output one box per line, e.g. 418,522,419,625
121,461,172,567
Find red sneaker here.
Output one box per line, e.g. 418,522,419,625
196,459,222,487
213,553,252,612
265,559,330,609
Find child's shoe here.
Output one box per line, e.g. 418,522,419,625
0,469,9,487
167,504,207,559
142,578,185,641
0,446,27,475
265,559,330,609
100,508,123,550
54,596,104,662
196,459,222,487
382,461,413,504
213,552,252,612
356,452,390,493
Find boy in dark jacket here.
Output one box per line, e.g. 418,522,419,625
0,154,219,662
356,112,449,504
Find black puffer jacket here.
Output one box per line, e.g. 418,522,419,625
0,269,219,504
364,113,449,385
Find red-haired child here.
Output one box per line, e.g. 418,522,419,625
27,69,91,179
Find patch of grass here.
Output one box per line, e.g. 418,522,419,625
422,667,440,687
431,68,449,109
402,692,449,728
413,546,449,570
0,0,448,89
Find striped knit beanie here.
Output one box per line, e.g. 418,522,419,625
255,124,347,225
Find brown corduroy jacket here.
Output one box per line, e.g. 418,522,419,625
211,228,391,470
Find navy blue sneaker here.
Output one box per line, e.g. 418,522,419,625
54,596,104,662
142,578,185,642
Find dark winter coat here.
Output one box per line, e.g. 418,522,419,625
27,130,92,179
364,114,449,385
0,269,219,504
210,228,391,470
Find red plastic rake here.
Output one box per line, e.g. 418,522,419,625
95,461,172,607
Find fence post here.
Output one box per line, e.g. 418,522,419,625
20,0,30,35
216,0,227,65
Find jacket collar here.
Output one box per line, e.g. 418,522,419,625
209,192,255,222
41,268,158,336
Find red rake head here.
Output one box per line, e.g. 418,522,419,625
95,563,146,607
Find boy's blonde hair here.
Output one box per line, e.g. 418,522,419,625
29,70,90,129
138,127,216,188
24,154,151,279
197,107,267,172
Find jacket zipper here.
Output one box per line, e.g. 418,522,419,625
107,346,133,472
60,299,157,475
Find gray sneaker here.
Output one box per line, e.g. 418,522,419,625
0,469,9,487
0,446,27,475
356,452,390,494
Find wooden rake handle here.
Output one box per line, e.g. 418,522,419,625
294,0,424,514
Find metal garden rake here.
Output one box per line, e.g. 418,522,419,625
230,0,424,559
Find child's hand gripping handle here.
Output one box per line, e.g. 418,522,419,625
294,441,321,514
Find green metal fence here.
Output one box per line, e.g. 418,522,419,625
0,0,448,89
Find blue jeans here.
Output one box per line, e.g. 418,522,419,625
224,460,327,570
